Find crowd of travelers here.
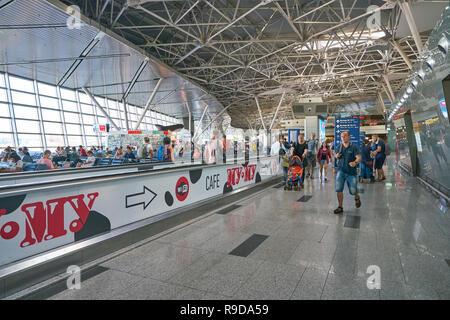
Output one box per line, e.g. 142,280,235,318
277,131,389,214
0,135,178,174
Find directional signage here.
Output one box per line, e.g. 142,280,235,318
125,186,157,210
334,117,360,151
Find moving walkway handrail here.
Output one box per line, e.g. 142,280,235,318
0,156,278,196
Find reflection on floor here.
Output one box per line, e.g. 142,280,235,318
45,158,450,300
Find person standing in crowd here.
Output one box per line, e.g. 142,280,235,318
291,134,308,186
38,150,59,170
306,132,319,179
360,139,375,183
163,136,174,162
137,137,153,161
334,130,361,214
281,142,290,182
371,134,386,181
317,141,331,182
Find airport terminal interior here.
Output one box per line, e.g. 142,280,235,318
0,0,449,301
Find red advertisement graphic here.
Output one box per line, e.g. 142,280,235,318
175,177,189,201
0,192,99,248
227,165,256,187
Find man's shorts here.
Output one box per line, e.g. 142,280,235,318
335,170,358,195
307,153,316,167
374,155,386,169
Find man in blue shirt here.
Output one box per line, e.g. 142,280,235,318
370,134,386,181
334,130,362,214
124,147,137,162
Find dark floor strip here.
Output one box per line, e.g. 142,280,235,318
18,265,109,300
344,215,361,229
298,195,312,202
273,182,285,188
358,188,365,194
216,204,241,215
229,234,269,257
445,259,450,268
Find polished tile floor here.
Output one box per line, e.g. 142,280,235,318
48,159,450,300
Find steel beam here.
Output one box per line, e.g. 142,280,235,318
254,96,266,131
135,78,164,129
391,40,413,69
399,0,423,54
382,75,396,103
193,104,209,140
122,57,150,101
82,87,120,131
269,91,286,131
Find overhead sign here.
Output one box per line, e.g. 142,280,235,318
93,124,109,133
334,117,360,150
128,130,142,134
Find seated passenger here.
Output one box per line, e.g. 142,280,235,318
77,151,96,168
21,147,33,163
0,146,12,159
124,147,137,162
38,150,59,170
115,147,124,159
78,145,87,157
0,152,23,173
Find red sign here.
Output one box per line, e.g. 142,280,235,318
164,131,169,135
175,177,189,201
227,165,257,187
0,193,99,247
128,130,142,134
99,125,106,132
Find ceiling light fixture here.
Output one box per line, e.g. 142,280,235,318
406,86,413,94
417,69,426,82
425,55,435,71
438,34,448,56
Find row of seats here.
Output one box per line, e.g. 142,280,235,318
20,157,156,172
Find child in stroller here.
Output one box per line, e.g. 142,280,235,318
284,155,304,191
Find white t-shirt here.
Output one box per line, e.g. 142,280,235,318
82,156,96,167
10,159,23,169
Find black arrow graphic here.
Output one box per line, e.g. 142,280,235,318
125,186,157,210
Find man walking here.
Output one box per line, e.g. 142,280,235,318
306,132,319,179
291,133,308,186
371,134,386,181
334,131,362,214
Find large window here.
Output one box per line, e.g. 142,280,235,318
1,72,184,151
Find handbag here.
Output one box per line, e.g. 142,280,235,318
365,160,373,167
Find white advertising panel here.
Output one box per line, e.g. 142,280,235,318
0,157,281,266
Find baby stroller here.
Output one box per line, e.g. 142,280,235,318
284,155,304,191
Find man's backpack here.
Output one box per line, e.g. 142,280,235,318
279,147,286,156
137,144,149,159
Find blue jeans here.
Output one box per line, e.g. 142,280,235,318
360,162,372,179
283,166,289,181
335,170,358,195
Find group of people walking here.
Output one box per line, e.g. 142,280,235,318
279,131,388,214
